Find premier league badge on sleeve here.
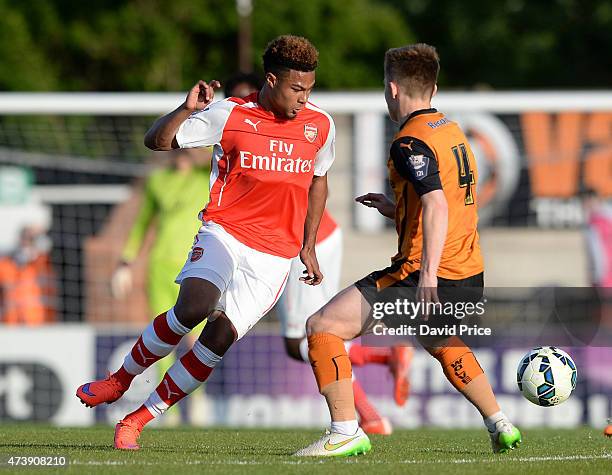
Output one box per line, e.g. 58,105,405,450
408,154,429,179
304,123,318,143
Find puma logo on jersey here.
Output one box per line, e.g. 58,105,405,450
400,141,413,150
244,119,261,131
163,379,181,399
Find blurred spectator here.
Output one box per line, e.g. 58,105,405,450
223,71,263,98
580,189,612,435
0,225,56,325
582,188,612,287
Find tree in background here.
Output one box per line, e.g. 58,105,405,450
0,0,411,91
389,0,612,89
0,0,609,91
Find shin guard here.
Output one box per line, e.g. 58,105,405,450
308,333,352,392
430,336,484,390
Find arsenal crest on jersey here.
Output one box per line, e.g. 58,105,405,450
304,123,318,143
190,247,204,262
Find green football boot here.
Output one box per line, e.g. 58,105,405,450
489,420,522,453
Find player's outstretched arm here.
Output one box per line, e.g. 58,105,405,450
144,80,221,151
417,189,448,303
300,174,328,286
355,193,395,219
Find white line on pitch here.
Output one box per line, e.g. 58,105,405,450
68,453,612,466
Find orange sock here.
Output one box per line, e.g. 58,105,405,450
308,333,352,391
308,333,356,422
428,336,500,417
429,336,484,390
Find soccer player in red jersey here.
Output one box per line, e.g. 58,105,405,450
76,35,336,450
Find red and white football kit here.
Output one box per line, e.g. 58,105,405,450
174,92,335,338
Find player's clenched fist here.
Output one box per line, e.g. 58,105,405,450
184,80,221,111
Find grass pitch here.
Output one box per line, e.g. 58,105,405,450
0,425,610,474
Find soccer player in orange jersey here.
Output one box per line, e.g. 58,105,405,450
76,35,337,450
295,44,521,457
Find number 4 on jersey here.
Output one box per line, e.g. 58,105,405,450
452,143,475,205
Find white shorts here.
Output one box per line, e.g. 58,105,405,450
276,227,342,339
175,221,291,340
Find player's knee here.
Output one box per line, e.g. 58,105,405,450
174,300,215,328
306,310,347,338
174,278,221,328
305,312,325,336
284,337,303,361
198,312,237,356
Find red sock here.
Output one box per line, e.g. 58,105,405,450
353,380,382,423
124,372,187,429
349,345,391,366
112,366,135,390
124,404,156,428
124,343,216,429
118,311,189,387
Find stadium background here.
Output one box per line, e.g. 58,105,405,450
0,0,610,431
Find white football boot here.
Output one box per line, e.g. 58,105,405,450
294,427,371,457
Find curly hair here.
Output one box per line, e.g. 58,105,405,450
263,35,319,75
385,43,440,98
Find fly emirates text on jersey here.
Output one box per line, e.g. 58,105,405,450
239,139,313,173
